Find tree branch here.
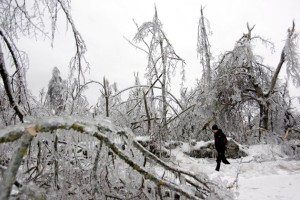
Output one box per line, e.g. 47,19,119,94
0,133,33,200
0,41,25,122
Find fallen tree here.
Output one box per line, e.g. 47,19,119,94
0,116,233,200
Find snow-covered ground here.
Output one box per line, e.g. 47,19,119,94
170,143,300,200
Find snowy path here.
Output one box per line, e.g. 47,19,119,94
170,144,300,200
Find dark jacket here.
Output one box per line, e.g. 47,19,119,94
214,129,227,152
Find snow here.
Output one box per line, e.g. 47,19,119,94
170,143,300,200
135,135,151,142
239,173,300,200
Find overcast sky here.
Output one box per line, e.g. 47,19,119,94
21,0,300,105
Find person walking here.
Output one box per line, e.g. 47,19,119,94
212,124,230,171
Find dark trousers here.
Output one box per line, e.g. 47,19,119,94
216,151,230,171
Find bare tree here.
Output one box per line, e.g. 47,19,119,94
132,6,186,141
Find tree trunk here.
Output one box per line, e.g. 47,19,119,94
103,77,109,117
143,91,151,134
54,134,59,189
160,40,168,141
259,102,269,141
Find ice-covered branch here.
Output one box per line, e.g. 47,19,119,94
0,42,25,122
0,116,230,199
0,133,33,200
269,22,299,95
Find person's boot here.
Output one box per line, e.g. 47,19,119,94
215,163,220,171
222,158,230,164
223,160,230,164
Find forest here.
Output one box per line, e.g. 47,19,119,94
0,1,300,200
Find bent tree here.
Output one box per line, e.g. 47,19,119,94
213,22,299,140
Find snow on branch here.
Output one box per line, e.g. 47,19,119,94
0,41,25,122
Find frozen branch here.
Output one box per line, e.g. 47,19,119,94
0,116,230,199
0,133,33,200
269,21,299,95
0,42,25,122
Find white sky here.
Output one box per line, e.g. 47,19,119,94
21,0,300,105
